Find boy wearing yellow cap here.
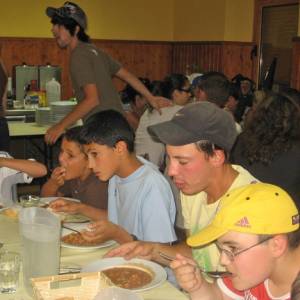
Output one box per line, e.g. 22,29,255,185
171,183,300,300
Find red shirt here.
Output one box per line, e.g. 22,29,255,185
217,277,290,300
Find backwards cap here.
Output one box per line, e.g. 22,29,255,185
148,102,237,152
46,1,87,30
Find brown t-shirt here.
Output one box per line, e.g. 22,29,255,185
0,62,7,118
70,42,124,122
58,173,108,210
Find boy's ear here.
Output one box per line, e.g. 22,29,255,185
114,141,128,155
269,235,289,257
75,25,80,35
210,149,225,167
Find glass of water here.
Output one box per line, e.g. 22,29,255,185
19,195,40,208
0,251,21,293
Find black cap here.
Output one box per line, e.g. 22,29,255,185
148,102,237,152
46,1,87,30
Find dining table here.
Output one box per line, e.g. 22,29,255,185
0,213,188,300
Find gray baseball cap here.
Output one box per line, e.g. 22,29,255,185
148,102,237,152
46,1,87,30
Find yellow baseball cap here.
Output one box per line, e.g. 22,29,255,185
187,183,299,247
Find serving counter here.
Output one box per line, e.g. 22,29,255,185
0,215,188,300
8,122,49,137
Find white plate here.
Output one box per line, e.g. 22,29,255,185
50,101,76,106
61,227,115,251
40,197,90,223
81,257,167,292
40,196,80,204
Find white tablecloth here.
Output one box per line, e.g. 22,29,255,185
0,215,188,300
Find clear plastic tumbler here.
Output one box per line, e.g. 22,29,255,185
19,207,61,294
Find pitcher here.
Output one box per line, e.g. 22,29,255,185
19,207,61,294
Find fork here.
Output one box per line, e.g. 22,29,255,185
62,225,82,234
158,251,232,278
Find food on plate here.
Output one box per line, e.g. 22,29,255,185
102,265,154,289
63,214,90,223
2,207,19,219
61,232,104,246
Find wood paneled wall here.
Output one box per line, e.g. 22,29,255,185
0,37,256,99
172,41,255,80
291,37,300,90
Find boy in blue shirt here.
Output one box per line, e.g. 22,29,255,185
52,109,177,245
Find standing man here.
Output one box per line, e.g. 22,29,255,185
45,1,169,144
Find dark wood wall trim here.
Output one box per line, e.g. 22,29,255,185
291,37,300,89
172,41,255,81
0,37,255,99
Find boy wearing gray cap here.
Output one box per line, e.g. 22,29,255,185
107,102,257,280
45,2,169,144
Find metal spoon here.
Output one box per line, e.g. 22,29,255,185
158,251,232,278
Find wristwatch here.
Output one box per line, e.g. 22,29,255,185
131,234,138,241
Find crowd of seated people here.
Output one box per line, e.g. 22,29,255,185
2,69,300,297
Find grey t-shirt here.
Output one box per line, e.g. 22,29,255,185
70,42,124,121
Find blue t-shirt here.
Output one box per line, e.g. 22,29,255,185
108,156,177,243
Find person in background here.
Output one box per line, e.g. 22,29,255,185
240,89,266,127
51,109,177,245
231,90,300,209
0,152,47,207
45,1,170,145
196,72,242,134
224,83,239,117
225,83,242,134
135,73,191,237
41,126,108,220
120,78,151,130
171,183,300,300
191,74,203,102
106,102,257,279
196,71,230,107
232,74,255,122
135,74,191,169
0,58,9,152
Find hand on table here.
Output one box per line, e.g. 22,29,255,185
81,220,119,243
45,123,65,145
170,254,203,293
105,240,155,261
49,198,81,214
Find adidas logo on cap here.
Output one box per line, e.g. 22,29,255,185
235,217,251,228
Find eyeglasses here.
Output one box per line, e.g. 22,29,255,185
178,87,191,93
216,236,273,261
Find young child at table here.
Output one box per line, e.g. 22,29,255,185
50,109,177,245
0,152,47,207
170,183,300,300
41,126,108,220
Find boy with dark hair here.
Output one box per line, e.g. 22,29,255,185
73,109,177,244
42,126,108,219
171,183,300,300
45,2,170,144
196,71,230,107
